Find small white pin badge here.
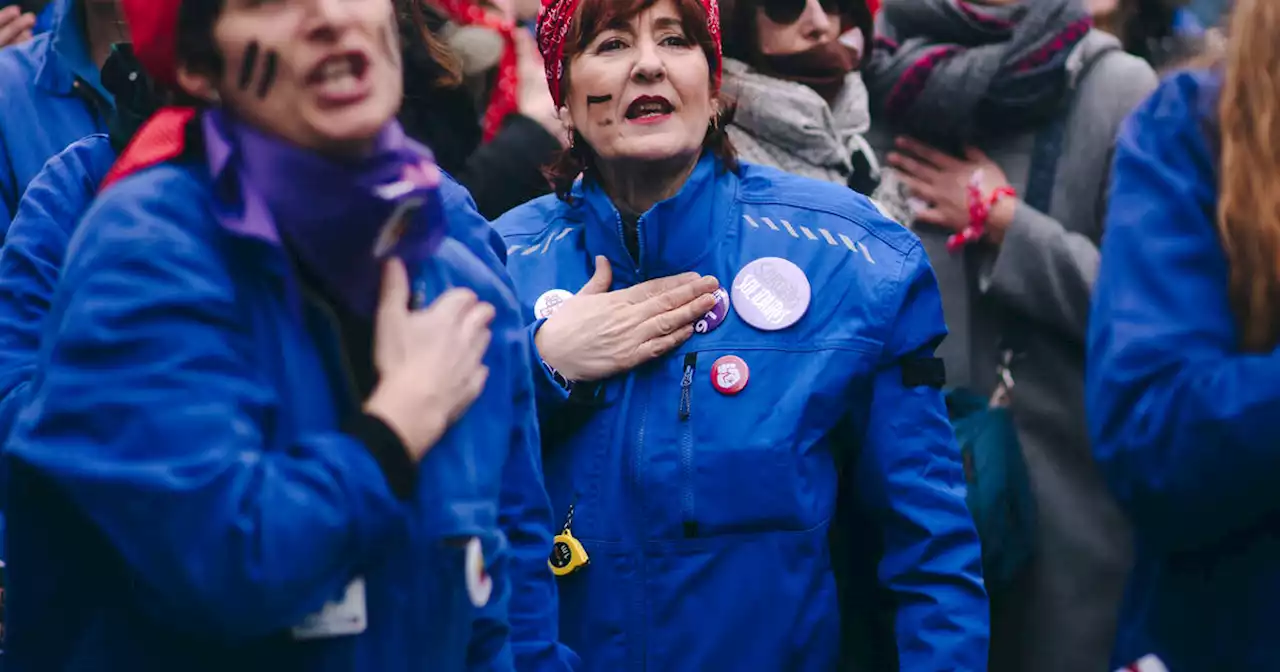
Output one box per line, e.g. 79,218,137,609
534,289,574,320
465,537,492,608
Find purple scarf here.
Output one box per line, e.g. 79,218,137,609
203,108,448,317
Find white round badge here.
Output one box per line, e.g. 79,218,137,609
730,257,812,331
465,537,493,608
533,289,574,320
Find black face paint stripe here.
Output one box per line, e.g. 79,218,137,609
238,41,260,90
586,94,612,104
256,50,279,99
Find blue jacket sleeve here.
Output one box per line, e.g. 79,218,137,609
854,242,989,670
0,135,114,441
1087,73,1280,553
469,306,578,671
440,172,511,288
527,319,572,426
8,184,409,640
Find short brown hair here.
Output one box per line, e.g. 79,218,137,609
543,0,738,201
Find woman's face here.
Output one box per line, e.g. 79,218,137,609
755,0,841,56
563,0,714,168
184,0,404,155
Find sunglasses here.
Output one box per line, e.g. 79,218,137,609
761,0,843,25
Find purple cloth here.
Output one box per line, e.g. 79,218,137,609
202,108,448,316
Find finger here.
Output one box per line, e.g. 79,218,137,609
964,146,991,164
886,151,940,182
894,172,937,204
577,256,612,295
639,291,717,338
637,274,719,314
914,208,956,229
458,301,497,345
376,258,411,326
0,6,18,22
622,271,704,303
0,11,32,45
456,322,493,371
895,136,959,170
427,287,480,318
638,325,695,364
0,17,24,46
466,366,491,402
450,366,491,422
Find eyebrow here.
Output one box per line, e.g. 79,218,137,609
652,17,684,31
602,14,686,34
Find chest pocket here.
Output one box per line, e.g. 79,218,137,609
660,344,876,539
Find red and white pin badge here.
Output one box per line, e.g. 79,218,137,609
465,537,492,608
711,355,749,395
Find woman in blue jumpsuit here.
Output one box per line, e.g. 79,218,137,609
494,0,988,668
2,0,571,669
1088,0,1280,668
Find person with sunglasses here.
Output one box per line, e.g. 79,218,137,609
861,1,1157,670
494,0,988,668
717,0,881,195
2,0,573,669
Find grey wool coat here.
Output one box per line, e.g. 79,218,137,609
867,30,1157,672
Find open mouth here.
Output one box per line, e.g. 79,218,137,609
625,95,674,121
307,51,371,98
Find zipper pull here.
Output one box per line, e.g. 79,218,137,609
679,353,696,421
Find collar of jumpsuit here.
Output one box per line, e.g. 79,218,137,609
576,152,737,288
35,0,112,102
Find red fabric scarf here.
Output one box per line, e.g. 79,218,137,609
434,0,520,142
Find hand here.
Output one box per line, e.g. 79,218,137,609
512,28,566,146
0,6,35,49
887,137,1016,244
366,259,496,460
535,256,720,382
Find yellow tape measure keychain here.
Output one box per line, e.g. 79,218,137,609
548,503,589,577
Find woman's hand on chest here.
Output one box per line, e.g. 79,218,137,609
536,256,721,382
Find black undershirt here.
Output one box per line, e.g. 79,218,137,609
289,250,418,500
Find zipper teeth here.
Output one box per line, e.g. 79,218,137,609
679,354,696,535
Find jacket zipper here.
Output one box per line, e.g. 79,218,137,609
679,353,697,538
616,208,651,669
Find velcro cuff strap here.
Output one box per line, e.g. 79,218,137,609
901,357,946,388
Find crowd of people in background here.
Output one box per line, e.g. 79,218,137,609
0,0,1264,669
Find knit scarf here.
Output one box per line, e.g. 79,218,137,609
863,0,1091,149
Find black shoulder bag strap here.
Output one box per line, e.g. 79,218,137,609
999,43,1121,363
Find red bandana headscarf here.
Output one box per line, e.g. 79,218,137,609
433,0,520,142
535,0,723,108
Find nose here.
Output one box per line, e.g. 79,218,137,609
630,36,666,83
798,0,835,40
303,0,356,39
